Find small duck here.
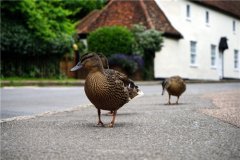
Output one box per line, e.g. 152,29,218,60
162,76,186,104
71,52,143,127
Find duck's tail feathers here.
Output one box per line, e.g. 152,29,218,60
135,89,144,98
128,87,144,100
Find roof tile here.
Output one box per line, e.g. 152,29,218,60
76,0,183,39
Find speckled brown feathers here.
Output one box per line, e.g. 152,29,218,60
98,53,140,99
84,70,129,111
162,76,186,104
71,52,143,127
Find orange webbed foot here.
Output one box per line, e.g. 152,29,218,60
107,122,114,128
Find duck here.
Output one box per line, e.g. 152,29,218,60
162,76,186,104
71,52,143,127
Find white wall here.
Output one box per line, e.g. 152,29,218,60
155,0,240,80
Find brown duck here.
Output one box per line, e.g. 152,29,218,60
98,53,132,115
162,76,186,104
71,52,143,127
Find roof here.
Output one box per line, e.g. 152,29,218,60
194,0,240,19
76,0,183,39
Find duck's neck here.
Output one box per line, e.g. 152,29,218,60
88,66,104,74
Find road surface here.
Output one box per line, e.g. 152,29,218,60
1,82,240,160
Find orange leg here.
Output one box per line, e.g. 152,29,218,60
108,110,117,128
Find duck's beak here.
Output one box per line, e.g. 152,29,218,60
70,62,82,71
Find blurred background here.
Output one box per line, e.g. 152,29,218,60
1,0,240,84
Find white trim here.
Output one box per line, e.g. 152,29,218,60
210,44,217,68
190,41,197,66
190,64,199,68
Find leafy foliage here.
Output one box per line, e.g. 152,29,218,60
87,26,135,57
1,0,75,56
131,24,163,56
1,0,106,78
131,24,164,80
1,19,72,57
63,0,107,21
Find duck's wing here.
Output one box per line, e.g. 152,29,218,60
104,69,135,87
104,69,143,99
168,76,186,95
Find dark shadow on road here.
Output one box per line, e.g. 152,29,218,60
102,112,139,116
162,102,191,106
85,122,134,128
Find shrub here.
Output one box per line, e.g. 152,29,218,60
87,26,134,57
131,24,164,80
131,24,163,56
108,53,144,75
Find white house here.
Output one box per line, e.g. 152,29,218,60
76,0,240,80
155,0,240,80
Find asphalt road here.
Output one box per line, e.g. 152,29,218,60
1,83,240,160
1,83,239,119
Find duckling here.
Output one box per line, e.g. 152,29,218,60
71,52,143,127
162,76,186,104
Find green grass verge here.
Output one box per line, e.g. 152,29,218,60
1,77,83,87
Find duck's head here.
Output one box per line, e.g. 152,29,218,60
161,80,167,95
70,52,104,72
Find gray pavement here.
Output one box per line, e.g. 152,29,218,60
1,87,90,119
1,83,239,119
1,83,240,160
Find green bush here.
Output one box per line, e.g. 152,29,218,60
1,19,72,57
87,26,134,57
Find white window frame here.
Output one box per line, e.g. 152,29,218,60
210,44,217,68
234,49,239,71
190,41,197,67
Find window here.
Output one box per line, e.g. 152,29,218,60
190,41,197,65
186,4,191,19
233,20,236,32
234,50,239,69
211,45,216,67
205,11,209,24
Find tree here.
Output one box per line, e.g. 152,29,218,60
62,0,107,21
131,24,164,80
1,0,75,56
0,0,106,78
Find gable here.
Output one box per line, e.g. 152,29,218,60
76,0,183,39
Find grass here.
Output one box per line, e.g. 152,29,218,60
1,77,77,81
1,77,83,87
